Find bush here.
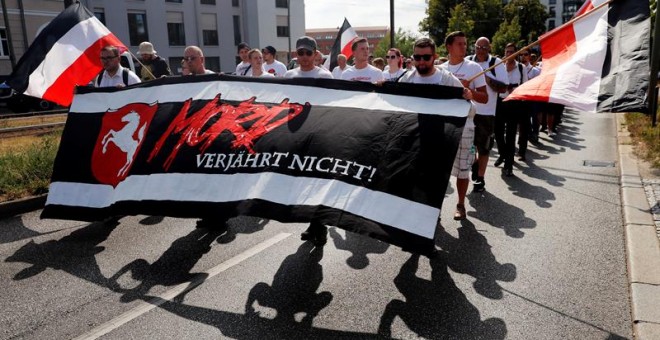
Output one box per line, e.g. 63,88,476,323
0,134,59,201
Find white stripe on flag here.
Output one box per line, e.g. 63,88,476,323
26,16,111,98
46,172,440,239
549,5,608,112
70,80,471,117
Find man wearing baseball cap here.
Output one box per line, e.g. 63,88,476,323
136,41,171,81
284,36,332,79
262,45,287,77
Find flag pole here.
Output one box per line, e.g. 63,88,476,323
466,0,614,83
128,51,157,80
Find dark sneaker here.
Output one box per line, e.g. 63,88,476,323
504,166,514,177
473,177,485,192
494,157,504,167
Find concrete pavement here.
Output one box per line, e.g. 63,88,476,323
615,112,660,340
0,110,658,338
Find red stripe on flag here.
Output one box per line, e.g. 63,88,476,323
507,22,578,103
41,34,124,106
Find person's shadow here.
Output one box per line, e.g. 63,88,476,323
217,216,269,244
108,227,222,303
0,216,62,244
435,220,517,299
378,253,507,339
6,219,120,287
244,242,332,329
500,173,557,208
328,227,389,269
468,191,537,238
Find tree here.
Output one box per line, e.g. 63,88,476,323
501,0,548,45
374,28,417,59
448,3,475,39
491,16,523,56
421,0,503,45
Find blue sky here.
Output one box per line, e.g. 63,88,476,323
304,0,427,36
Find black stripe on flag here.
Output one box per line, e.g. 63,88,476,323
7,3,93,93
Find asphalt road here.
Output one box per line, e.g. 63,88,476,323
0,109,632,339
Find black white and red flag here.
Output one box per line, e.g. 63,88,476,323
41,75,470,253
6,2,126,107
323,18,359,71
508,0,650,113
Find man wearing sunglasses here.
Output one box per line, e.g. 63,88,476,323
283,36,333,79
182,46,215,75
340,38,384,82
96,45,140,88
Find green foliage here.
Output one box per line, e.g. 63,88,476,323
491,16,523,56
501,0,548,46
0,133,59,201
374,28,417,59
421,0,503,45
448,4,475,39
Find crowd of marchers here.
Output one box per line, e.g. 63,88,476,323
95,31,562,243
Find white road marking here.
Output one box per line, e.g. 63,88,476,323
73,232,291,340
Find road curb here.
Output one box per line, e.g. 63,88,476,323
615,113,660,340
0,194,47,219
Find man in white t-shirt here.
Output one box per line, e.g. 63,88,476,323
467,37,508,193
284,36,333,79
331,54,350,79
440,31,488,220
341,38,384,83
183,46,215,75
235,42,252,76
262,45,287,77
96,45,141,88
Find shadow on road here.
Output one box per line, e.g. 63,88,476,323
6,219,119,287
501,173,557,208
0,216,51,244
217,216,269,244
108,227,222,303
468,191,537,238
377,252,507,339
435,221,517,299
328,227,389,269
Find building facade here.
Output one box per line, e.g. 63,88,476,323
305,26,388,57
0,0,304,75
540,0,585,31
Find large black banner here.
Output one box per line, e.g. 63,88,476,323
42,75,470,253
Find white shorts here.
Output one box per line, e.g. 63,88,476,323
451,117,476,179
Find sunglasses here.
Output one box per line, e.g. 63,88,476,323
296,49,314,56
100,55,118,61
385,55,398,59
182,56,198,62
412,54,433,61
474,45,489,50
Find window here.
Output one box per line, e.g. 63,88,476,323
165,0,182,2
167,12,185,46
549,6,555,17
201,0,216,4
94,9,105,25
232,0,239,6
233,15,242,45
128,12,149,46
548,20,556,30
275,0,288,8
205,56,220,72
0,28,8,56
549,0,556,4
202,13,218,46
276,15,289,37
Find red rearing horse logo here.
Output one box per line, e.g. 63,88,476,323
92,103,158,187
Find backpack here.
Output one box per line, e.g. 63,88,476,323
468,55,496,76
97,68,129,87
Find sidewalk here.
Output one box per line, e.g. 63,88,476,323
615,112,660,340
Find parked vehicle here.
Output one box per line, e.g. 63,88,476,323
0,78,56,113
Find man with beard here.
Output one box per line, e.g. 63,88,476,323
399,37,477,222
135,42,171,81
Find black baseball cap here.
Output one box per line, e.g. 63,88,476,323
295,36,317,51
